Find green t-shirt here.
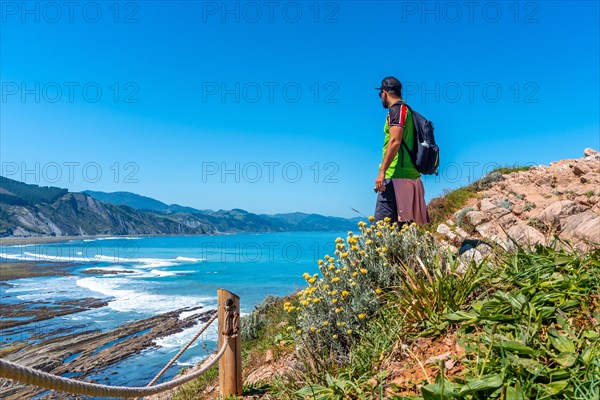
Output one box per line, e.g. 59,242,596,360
379,101,420,179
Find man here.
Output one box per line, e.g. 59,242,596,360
374,76,430,226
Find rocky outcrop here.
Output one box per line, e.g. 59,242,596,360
0,307,216,399
437,148,600,254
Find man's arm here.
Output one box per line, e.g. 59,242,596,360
375,125,404,192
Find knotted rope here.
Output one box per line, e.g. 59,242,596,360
0,309,226,398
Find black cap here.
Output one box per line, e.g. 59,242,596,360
375,76,402,92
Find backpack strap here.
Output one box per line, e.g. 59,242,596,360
393,100,412,167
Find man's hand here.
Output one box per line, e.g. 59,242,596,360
374,170,386,192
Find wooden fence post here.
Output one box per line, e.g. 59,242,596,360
218,289,242,397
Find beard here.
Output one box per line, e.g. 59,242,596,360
381,97,389,109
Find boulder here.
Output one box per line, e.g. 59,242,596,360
584,148,599,157
539,200,587,228
455,227,469,239
457,249,484,274
571,164,588,177
561,211,600,243
507,223,547,247
580,172,600,184
437,223,451,235
466,211,488,226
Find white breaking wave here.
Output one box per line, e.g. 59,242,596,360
153,322,218,349
0,251,203,269
76,277,216,314
175,256,203,263
7,276,90,301
150,270,176,277
81,236,144,242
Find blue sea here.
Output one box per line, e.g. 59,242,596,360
0,232,344,391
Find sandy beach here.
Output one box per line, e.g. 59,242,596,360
0,235,134,245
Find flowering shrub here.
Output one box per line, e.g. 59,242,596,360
286,217,442,364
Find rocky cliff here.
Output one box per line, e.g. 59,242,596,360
0,191,214,237
436,148,600,257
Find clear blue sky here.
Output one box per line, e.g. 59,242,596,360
1,1,598,217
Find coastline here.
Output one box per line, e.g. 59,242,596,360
0,230,328,246
0,233,207,246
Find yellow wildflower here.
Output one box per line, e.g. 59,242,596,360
335,237,344,243
341,252,348,258
342,290,350,297
332,298,338,303
375,288,383,294
297,329,302,334
377,232,382,237
358,313,366,319
318,259,323,265
323,321,329,326
331,277,340,283
366,240,373,246
368,216,375,222
335,307,342,313
351,245,359,251
347,329,353,334
360,268,368,274
333,334,338,339
312,298,320,303
352,272,358,277
331,290,337,295
308,277,316,284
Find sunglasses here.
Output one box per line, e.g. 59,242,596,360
378,90,386,98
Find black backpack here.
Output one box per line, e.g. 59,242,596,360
398,101,440,175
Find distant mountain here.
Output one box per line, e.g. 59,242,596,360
0,177,214,237
83,190,361,232
0,179,362,238
265,212,363,231
82,190,201,214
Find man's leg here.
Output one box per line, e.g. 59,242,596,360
374,179,399,223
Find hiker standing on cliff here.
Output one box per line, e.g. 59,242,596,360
374,76,431,226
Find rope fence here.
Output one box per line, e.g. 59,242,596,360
147,310,219,387
0,288,242,398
